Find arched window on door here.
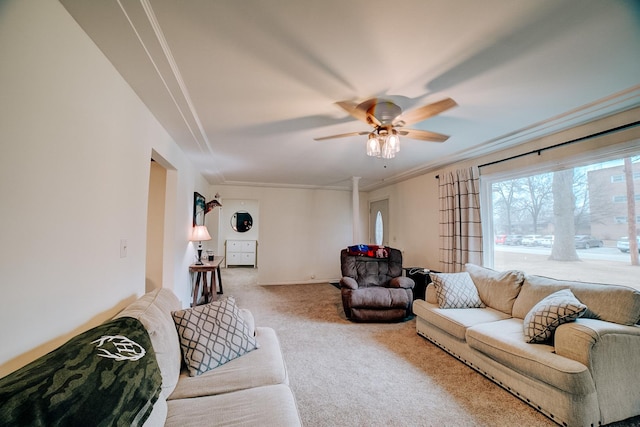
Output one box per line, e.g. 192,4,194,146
375,211,383,245
370,198,388,246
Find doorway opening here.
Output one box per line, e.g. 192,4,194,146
146,151,177,292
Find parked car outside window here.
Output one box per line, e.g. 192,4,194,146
539,235,554,247
617,236,640,253
504,235,523,245
495,234,507,244
574,235,603,249
521,235,543,246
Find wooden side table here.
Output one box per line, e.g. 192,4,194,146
189,256,224,307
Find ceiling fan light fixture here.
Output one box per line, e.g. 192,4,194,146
366,133,380,157
318,97,456,158
388,130,400,153
381,136,396,159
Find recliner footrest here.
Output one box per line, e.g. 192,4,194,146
349,287,410,309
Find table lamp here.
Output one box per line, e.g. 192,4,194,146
190,225,211,265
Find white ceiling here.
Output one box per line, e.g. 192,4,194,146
60,0,640,191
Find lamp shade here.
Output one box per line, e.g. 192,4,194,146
190,225,211,242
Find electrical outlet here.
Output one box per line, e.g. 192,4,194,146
120,239,128,258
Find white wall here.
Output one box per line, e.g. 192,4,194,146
220,199,260,248
0,1,205,376
368,175,441,269
213,186,354,285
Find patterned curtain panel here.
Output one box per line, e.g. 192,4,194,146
438,167,483,272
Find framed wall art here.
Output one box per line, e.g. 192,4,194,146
193,192,206,227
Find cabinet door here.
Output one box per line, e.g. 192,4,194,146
241,252,255,265
227,253,242,265
241,240,256,253
227,240,242,252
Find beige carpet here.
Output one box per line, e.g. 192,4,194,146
220,268,635,427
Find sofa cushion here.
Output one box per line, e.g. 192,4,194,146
172,297,258,377
430,272,485,309
143,395,167,427
465,263,524,315
115,288,182,398
512,275,640,325
168,327,288,400
426,283,437,304
412,299,511,340
523,289,587,343
165,384,301,427
239,308,255,336
466,318,595,395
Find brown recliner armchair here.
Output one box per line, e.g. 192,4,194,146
339,247,415,322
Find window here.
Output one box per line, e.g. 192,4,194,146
613,195,640,203
482,149,640,290
375,211,383,246
611,172,640,182
613,215,640,224
613,195,626,203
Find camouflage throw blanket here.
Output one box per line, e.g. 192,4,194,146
0,317,162,427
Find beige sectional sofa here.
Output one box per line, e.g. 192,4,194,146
412,264,640,427
117,288,302,426
0,288,301,426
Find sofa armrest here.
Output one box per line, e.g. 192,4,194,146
555,318,640,423
555,318,640,365
340,277,358,290
389,276,415,289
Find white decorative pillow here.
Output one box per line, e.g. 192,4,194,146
172,297,258,376
430,272,485,309
523,289,587,343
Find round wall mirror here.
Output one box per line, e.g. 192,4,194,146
231,211,253,232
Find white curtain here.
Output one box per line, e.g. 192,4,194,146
438,167,483,272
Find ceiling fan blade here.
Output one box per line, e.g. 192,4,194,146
314,131,370,141
398,128,450,142
336,100,381,127
335,101,369,123
393,97,457,127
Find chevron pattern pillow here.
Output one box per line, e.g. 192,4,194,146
172,297,258,376
523,289,587,343
430,272,485,309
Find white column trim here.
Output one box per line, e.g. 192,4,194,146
352,176,360,244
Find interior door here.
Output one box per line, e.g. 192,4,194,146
369,199,389,246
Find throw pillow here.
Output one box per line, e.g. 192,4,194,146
172,297,258,376
464,263,525,315
430,272,485,309
523,289,587,343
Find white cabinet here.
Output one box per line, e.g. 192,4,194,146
226,240,257,267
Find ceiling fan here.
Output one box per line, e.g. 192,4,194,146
314,97,457,158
